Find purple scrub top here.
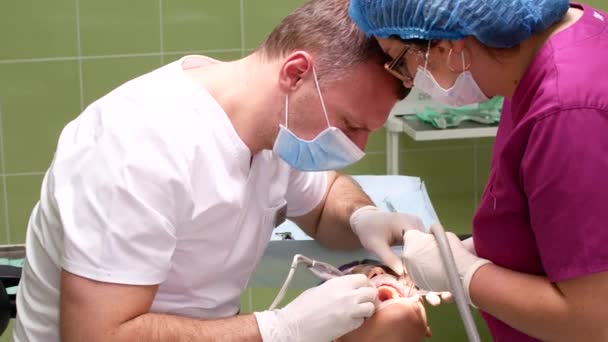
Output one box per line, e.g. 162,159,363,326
473,3,608,341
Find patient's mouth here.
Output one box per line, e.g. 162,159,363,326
377,284,403,302
371,274,408,302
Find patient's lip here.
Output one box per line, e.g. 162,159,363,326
378,283,404,297
376,295,422,311
370,274,406,296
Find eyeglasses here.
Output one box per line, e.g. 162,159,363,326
384,45,414,82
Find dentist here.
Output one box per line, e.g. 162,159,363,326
14,1,425,342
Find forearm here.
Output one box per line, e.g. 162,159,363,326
315,173,373,249
471,264,604,341
65,312,262,342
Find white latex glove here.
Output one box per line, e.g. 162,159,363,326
461,236,475,254
254,274,377,342
422,291,453,306
350,205,425,276
402,230,491,306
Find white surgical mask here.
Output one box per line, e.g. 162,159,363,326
272,68,365,171
413,49,489,107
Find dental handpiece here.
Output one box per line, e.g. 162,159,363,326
308,260,344,281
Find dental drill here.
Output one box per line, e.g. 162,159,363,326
269,254,344,310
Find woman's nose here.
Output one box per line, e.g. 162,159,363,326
403,78,414,89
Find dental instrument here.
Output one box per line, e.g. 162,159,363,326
269,254,344,310
385,199,418,300
385,199,481,342
430,222,481,342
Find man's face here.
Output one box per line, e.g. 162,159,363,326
287,59,403,152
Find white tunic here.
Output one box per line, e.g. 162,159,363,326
13,56,327,341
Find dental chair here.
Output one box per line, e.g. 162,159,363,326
0,265,20,335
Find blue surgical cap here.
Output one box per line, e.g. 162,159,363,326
349,0,570,48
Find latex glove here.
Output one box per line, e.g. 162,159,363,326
402,229,491,306
461,236,475,254
350,205,425,276
422,291,453,306
254,274,377,342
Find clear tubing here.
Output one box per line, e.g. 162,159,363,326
269,254,316,310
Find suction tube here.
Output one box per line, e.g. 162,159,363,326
430,223,481,342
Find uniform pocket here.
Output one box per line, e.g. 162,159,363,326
263,199,288,229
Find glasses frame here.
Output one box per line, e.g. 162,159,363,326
384,45,413,82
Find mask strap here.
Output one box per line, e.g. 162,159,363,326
423,40,431,70
312,67,331,127
284,95,289,128
447,49,472,73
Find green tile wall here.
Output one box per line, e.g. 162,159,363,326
81,56,162,104
162,0,243,53
0,0,605,340
79,0,162,56
0,178,7,244
0,0,78,60
6,175,44,244
0,61,81,173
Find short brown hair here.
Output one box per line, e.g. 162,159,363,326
256,0,386,81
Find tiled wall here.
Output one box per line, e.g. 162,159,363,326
1,0,606,243
0,0,605,340
0,0,494,248
0,0,306,246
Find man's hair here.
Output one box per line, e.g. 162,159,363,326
256,0,387,81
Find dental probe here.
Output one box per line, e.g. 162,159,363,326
385,200,416,298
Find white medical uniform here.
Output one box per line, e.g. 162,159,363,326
13,56,328,342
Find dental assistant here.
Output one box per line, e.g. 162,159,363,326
350,0,608,341
14,1,424,342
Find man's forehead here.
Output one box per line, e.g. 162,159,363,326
334,83,398,124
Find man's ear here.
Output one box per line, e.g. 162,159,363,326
278,51,314,93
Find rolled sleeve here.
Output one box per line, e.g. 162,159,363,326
285,170,328,217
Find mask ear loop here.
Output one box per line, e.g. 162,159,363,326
312,67,331,128
423,40,432,70
447,48,472,73
284,95,289,129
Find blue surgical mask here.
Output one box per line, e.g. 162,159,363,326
273,68,365,171
413,48,489,107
